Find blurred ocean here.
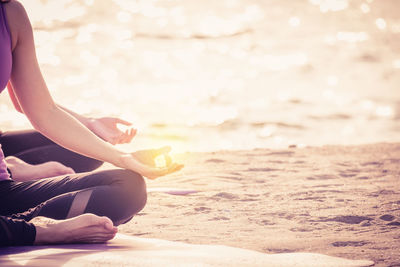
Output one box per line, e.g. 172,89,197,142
0,0,399,152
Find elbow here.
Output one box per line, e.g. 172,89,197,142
30,120,45,134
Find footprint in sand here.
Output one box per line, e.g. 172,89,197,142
216,175,243,181
336,162,352,167
360,220,371,227
259,219,275,226
212,192,238,200
268,160,285,164
240,198,259,202
322,215,372,224
339,173,357,178
361,161,382,167
290,227,313,232
248,218,275,226
246,167,281,172
240,194,261,201
205,158,225,163
387,221,400,226
264,248,296,253
379,214,395,221
265,151,294,156
314,189,342,194
369,190,396,197
307,174,336,180
339,172,358,178
332,241,369,247
388,158,400,164
346,168,361,173
209,216,230,221
194,206,211,213
294,196,325,202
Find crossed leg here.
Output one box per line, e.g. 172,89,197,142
0,168,147,246
0,129,103,173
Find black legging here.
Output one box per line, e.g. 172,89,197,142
0,129,103,172
0,130,147,247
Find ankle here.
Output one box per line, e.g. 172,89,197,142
32,217,62,245
34,224,55,244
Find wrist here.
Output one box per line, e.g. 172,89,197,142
83,116,95,129
112,150,131,169
114,152,146,175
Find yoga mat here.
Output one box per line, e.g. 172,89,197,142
0,234,374,267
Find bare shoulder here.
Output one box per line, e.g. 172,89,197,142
3,0,33,50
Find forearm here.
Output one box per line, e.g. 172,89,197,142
32,105,125,168
58,105,91,128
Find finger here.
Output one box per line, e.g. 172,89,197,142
164,155,172,167
120,128,135,144
147,165,173,179
125,128,136,142
115,131,128,144
115,118,133,126
171,163,184,173
163,163,182,175
120,129,130,144
126,128,137,142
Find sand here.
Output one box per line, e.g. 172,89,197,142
116,143,400,266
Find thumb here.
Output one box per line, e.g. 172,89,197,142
164,154,172,167
115,118,132,126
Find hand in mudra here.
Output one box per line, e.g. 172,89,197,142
133,146,173,167
121,146,183,180
88,117,136,145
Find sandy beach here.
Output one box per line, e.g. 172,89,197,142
117,143,400,266
0,0,399,265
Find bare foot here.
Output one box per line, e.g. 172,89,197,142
5,156,75,181
32,214,118,245
31,161,75,179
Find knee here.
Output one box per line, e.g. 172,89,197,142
112,169,147,216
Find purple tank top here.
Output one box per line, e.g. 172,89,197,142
0,2,12,90
0,2,12,181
